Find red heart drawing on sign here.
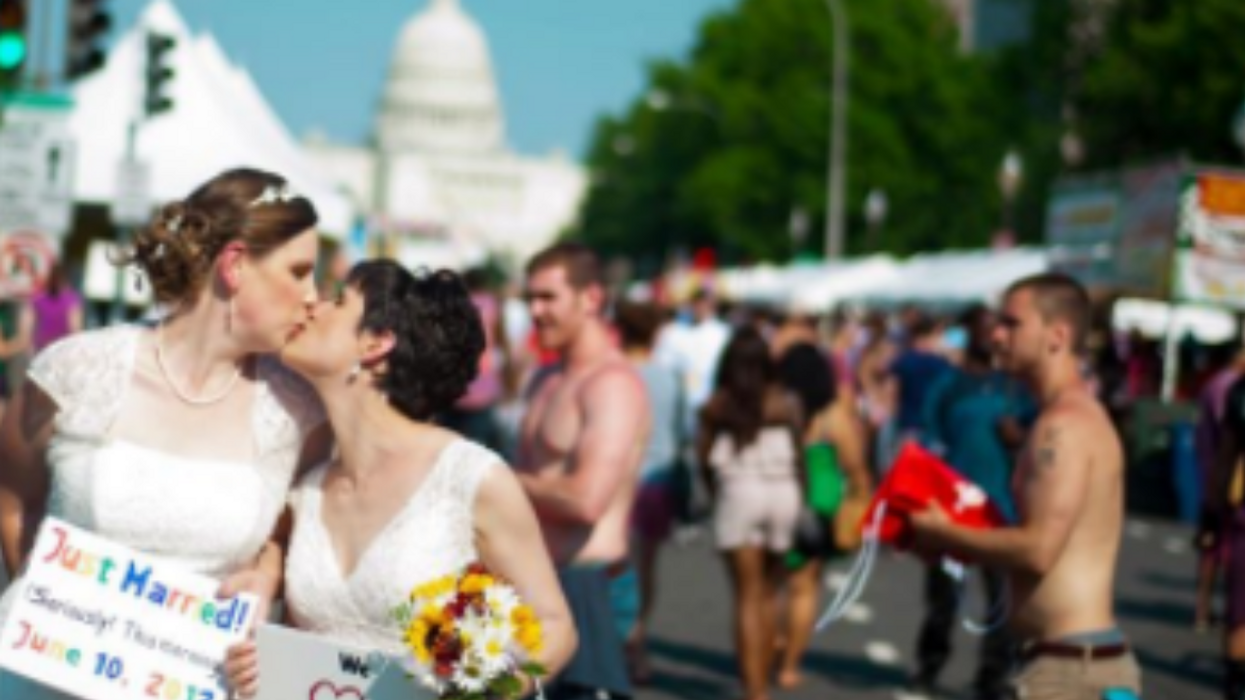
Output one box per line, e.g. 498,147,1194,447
309,680,366,700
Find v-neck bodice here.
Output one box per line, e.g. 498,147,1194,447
284,439,500,653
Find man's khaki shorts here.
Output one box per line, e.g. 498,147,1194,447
1012,651,1141,700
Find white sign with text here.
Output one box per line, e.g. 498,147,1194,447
0,101,77,238
256,624,424,700
0,518,256,700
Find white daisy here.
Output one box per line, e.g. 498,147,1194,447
458,615,492,647
476,627,514,678
485,585,521,617
452,662,490,694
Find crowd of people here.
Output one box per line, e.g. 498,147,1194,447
374,239,1148,700
0,166,1183,700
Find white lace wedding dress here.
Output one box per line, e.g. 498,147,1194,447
284,439,500,656
0,325,324,700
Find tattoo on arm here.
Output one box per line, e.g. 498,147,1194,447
1034,427,1060,472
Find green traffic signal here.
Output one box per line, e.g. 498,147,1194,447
0,30,24,71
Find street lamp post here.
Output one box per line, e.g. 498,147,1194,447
1232,96,1245,160
789,207,810,257
998,149,1023,235
864,188,888,252
823,0,849,262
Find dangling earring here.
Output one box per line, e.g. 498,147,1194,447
227,296,237,333
348,361,362,382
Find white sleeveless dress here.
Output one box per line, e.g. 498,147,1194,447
0,325,325,700
284,439,500,655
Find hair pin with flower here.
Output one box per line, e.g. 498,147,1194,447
249,183,299,208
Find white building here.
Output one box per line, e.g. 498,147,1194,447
305,0,587,269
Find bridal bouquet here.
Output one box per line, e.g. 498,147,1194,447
392,562,547,700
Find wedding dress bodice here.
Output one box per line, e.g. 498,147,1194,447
29,324,324,573
285,439,500,655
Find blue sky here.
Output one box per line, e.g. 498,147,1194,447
63,0,735,159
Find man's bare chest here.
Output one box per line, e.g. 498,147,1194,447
524,378,585,462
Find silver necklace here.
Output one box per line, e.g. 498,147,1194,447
154,322,244,406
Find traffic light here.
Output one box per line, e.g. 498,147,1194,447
65,0,112,80
0,0,27,92
144,31,175,117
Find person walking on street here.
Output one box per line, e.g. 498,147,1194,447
908,305,1033,700
699,327,803,700
910,273,1142,700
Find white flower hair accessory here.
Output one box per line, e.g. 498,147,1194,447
249,183,299,208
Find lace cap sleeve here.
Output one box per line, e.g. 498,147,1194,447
27,335,77,407
27,326,138,434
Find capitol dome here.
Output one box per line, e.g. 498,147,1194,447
376,0,506,155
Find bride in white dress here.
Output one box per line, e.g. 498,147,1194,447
225,261,576,698
0,169,331,699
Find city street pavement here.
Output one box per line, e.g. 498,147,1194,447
637,518,1219,700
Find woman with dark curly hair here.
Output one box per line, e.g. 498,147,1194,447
224,261,577,698
0,168,329,700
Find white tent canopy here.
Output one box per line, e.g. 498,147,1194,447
713,250,1046,312
718,256,901,311
790,256,902,312
719,262,836,307
68,0,354,236
1113,298,1239,344
859,248,1049,308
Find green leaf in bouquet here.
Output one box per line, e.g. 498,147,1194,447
490,674,522,698
519,662,547,678
391,601,413,625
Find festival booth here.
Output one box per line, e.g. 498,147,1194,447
1047,161,1245,522
66,0,355,307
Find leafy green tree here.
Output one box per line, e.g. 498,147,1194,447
1076,0,1245,168
573,0,1015,264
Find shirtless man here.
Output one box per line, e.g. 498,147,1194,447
910,273,1141,700
515,242,650,700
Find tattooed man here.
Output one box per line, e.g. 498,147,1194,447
910,273,1140,700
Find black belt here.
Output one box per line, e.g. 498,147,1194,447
1022,641,1130,662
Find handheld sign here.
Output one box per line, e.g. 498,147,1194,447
256,624,427,700
0,517,257,700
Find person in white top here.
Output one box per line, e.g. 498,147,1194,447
0,168,332,700
656,288,731,430
224,260,576,698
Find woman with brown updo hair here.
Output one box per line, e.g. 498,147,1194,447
0,168,330,700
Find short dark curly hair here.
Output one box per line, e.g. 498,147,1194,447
347,260,484,421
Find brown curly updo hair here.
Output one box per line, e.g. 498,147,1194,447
121,168,319,306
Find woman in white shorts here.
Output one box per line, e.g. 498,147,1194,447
697,326,803,700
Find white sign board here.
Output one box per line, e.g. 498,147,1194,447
113,159,153,228
0,97,76,238
256,624,426,700
0,518,256,700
